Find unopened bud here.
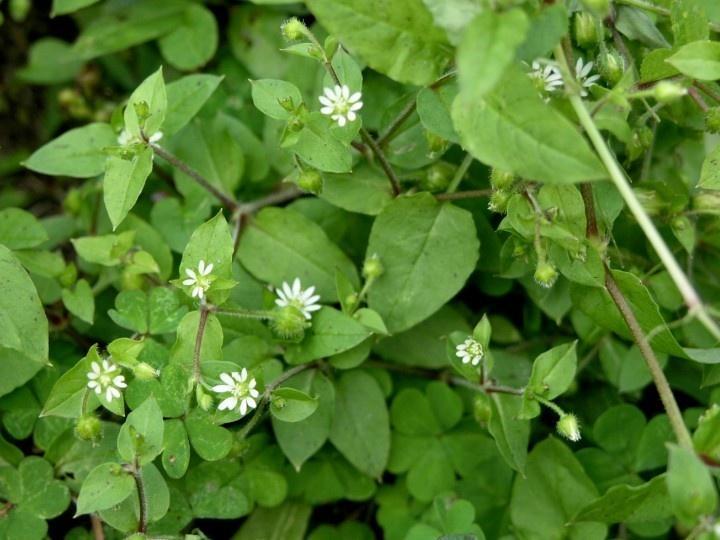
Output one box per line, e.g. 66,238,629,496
287,116,304,133
59,262,78,288
324,36,339,59
556,413,582,442
598,49,625,86
363,254,384,280
345,293,359,308
574,12,598,49
133,101,150,123
74,415,102,443
654,81,687,104
196,387,213,411
281,17,306,41
490,168,515,190
706,106,720,133
634,188,665,216
297,169,323,194
425,132,449,157
693,191,720,215
278,96,295,112
133,362,159,381
423,161,453,192
534,261,558,289
473,393,492,425
271,305,308,340
488,190,510,213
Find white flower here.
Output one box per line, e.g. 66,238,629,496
529,60,564,93
117,129,162,145
275,278,321,320
148,131,163,144
575,58,601,97
318,84,363,127
87,359,127,402
182,260,214,300
456,337,484,366
212,369,260,415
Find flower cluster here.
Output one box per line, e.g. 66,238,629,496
456,337,484,366
183,260,214,300
275,278,321,320
319,84,363,127
528,57,600,98
212,369,260,416
86,359,127,402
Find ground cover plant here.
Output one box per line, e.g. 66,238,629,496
2,0,720,538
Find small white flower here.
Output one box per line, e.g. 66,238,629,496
529,60,564,93
212,369,260,416
456,337,484,366
148,131,163,144
318,84,363,127
575,58,601,97
182,260,214,300
87,359,127,402
117,129,134,146
275,278,321,320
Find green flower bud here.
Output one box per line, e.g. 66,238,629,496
133,362,159,381
58,88,81,108
281,17,306,41
473,393,492,425
58,262,78,288
297,169,323,195
324,36,339,59
345,292,359,308
534,261,558,289
574,12,598,49
287,116,304,133
425,131,449,157
74,415,102,443
120,268,145,291
654,81,687,104
671,215,690,231
626,126,652,162
634,188,665,216
64,188,82,214
597,49,625,86
196,386,213,411
488,190,510,213
271,305,309,340
278,96,296,112
582,0,611,17
693,191,720,215
422,161,453,192
705,106,720,134
133,100,150,124
556,413,582,442
362,254,384,279
490,168,515,190
10,0,31,22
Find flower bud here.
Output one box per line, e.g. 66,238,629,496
473,393,492,425
556,413,582,442
693,191,720,215
634,188,665,216
287,116,304,133
574,12,598,49
133,362,159,381
654,81,687,104
345,293,359,309
671,215,690,231
74,415,102,443
425,131,449,157
534,261,558,289
120,268,145,291
488,190,510,213
58,88,81,108
271,305,308,340
297,169,323,195
422,161,453,192
626,127,652,162
278,96,296,112
705,106,720,133
597,49,625,86
58,262,78,288
362,254,384,280
281,17,306,41
490,168,515,191
196,386,213,411
324,36,339,59
582,0,611,17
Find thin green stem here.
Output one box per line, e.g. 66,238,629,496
192,306,210,384
450,377,524,395
535,395,566,417
554,45,720,342
435,189,492,201
695,81,720,104
446,153,474,194
212,307,276,320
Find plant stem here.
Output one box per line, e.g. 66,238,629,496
149,142,239,211
212,306,276,320
90,515,105,540
359,128,402,195
695,82,720,104
554,45,720,342
192,306,210,384
688,87,709,112
535,395,566,416
435,189,492,201
450,377,524,395
446,153,474,194
132,459,148,534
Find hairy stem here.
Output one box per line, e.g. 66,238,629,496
435,189,492,201
212,306,276,320
359,128,402,195
132,459,148,533
149,142,239,211
554,45,720,342
192,306,210,384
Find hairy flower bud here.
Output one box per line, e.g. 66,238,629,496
490,168,515,191
422,161,453,192
75,415,102,443
574,12,598,49
534,261,558,289
488,190,510,213
281,17,306,41
297,169,323,195
133,362,159,381
654,81,687,104
556,413,582,442
597,49,625,86
271,305,308,340
363,254,384,280
693,191,720,215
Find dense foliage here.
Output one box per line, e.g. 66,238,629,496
3,0,720,538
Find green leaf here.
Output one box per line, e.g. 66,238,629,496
616,7,670,48
699,143,720,190
0,209,47,250
366,193,479,333
164,74,223,136
23,123,116,178
71,231,135,266
526,341,578,400
293,114,353,173
169,310,223,374
270,387,319,422
41,346,100,418
250,79,303,120
0,246,48,398
16,37,83,85
235,501,312,540
667,39,720,80
238,207,359,302
305,0,452,85
286,307,371,364
123,67,167,139
185,460,250,519
75,462,135,516
61,279,95,324
573,475,671,524
184,409,233,461
273,371,335,471
51,0,100,16
452,65,606,184
319,166,394,216
671,0,709,46
103,147,154,230
329,370,390,478
117,397,164,466
161,419,189,479
667,444,718,526
511,437,607,539
16,457,70,519
158,4,218,71
416,83,459,144
422,0,483,45
488,393,529,474
516,3,568,61
456,10,529,100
